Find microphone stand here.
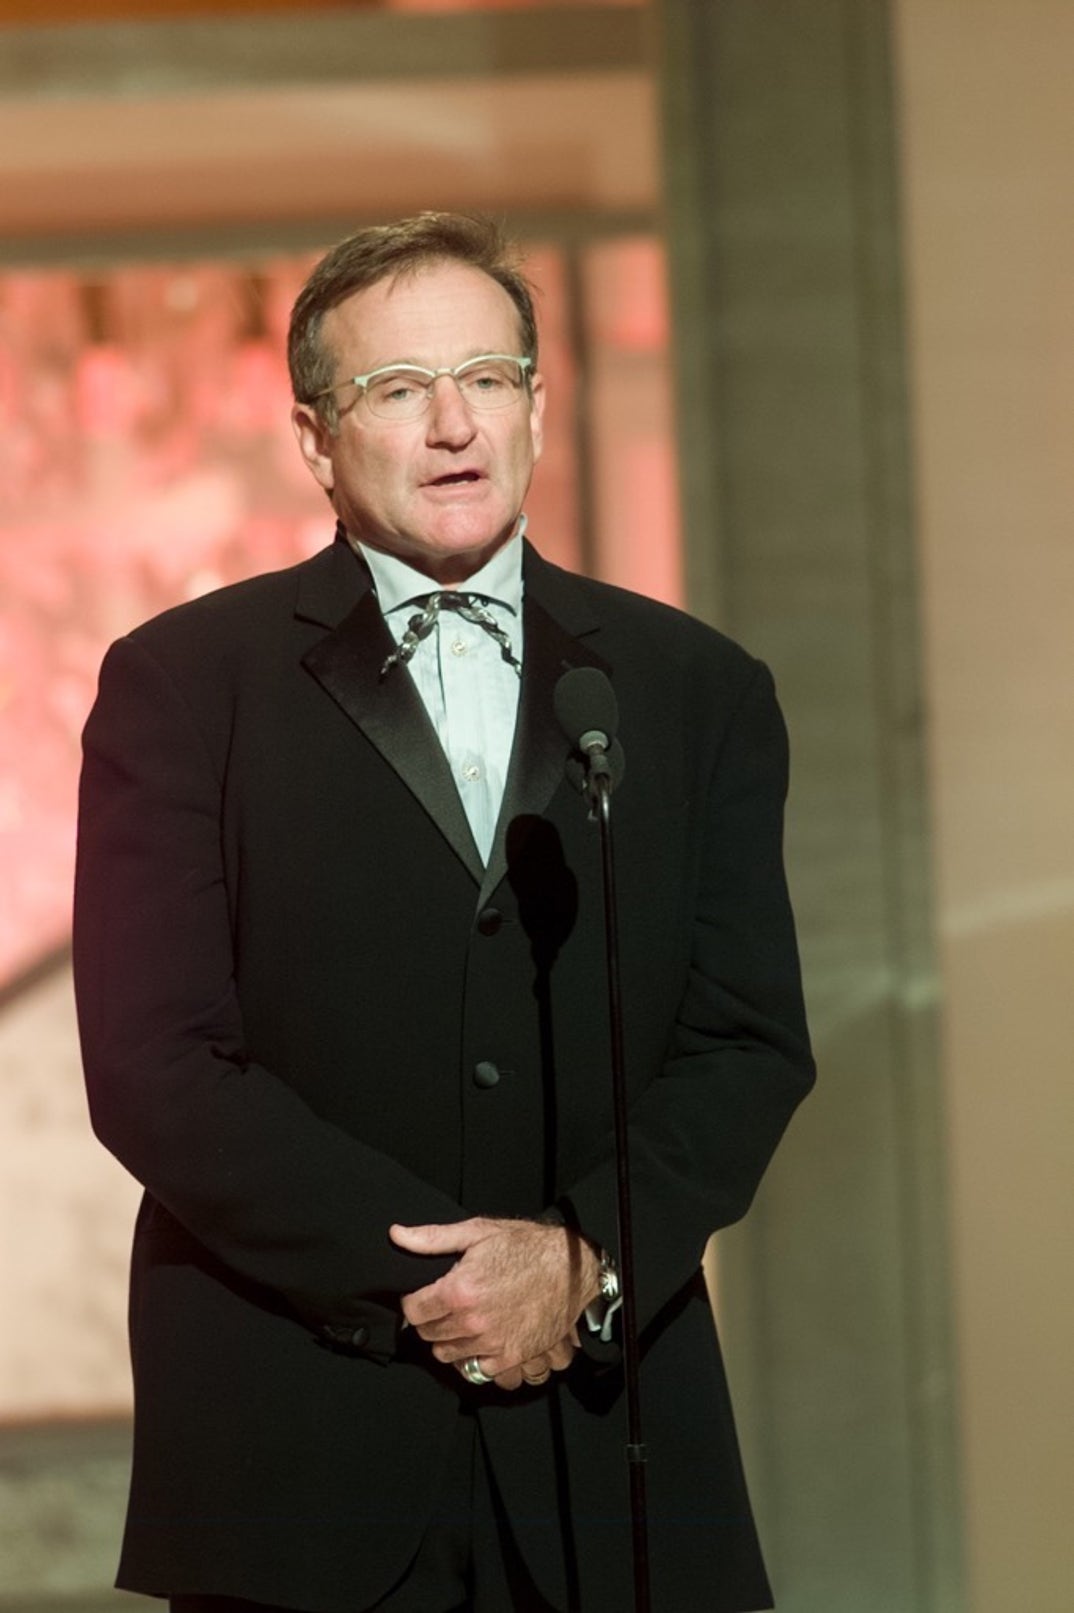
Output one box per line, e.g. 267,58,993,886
587,762,652,1613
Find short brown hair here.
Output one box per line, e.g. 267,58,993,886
288,212,537,428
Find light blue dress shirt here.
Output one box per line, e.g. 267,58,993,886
358,529,525,865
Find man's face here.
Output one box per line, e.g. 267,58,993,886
291,260,545,585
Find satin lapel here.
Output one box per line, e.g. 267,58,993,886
302,588,485,886
479,585,611,906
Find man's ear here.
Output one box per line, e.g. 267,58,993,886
291,402,336,494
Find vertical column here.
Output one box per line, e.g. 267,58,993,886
656,3,961,1610
895,4,1074,1607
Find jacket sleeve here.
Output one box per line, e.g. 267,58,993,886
557,657,815,1345
74,634,463,1357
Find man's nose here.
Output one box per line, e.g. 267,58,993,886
425,375,477,444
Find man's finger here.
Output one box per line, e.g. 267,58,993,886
431,1333,506,1367
546,1337,577,1372
389,1218,485,1255
399,1276,456,1328
520,1354,553,1386
412,1311,486,1344
400,1264,484,1328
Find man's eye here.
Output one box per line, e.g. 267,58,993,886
375,376,422,403
463,366,513,395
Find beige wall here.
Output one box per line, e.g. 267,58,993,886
0,968,140,1418
894,2,1074,1607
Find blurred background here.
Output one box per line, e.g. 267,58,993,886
0,2,1070,1610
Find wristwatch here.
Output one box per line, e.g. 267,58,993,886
586,1249,623,1343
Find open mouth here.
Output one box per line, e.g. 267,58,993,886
428,471,481,487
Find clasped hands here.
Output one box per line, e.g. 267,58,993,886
390,1216,601,1392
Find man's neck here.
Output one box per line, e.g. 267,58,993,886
357,527,525,616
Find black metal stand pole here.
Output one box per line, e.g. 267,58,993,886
594,773,651,1613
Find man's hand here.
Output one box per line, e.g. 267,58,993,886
390,1216,601,1386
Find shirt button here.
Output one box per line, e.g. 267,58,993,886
462,763,482,782
451,638,468,656
473,1060,501,1089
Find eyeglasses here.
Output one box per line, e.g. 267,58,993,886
314,354,534,422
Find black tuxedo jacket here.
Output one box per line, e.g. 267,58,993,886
74,534,814,1613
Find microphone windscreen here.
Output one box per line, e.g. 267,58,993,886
554,667,619,749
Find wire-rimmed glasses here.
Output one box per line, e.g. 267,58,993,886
314,354,533,422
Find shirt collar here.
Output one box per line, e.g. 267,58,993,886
357,518,526,620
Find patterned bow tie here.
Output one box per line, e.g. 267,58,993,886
379,591,522,680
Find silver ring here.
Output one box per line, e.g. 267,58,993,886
461,1356,492,1386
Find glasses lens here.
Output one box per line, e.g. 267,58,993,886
364,368,433,421
456,357,527,411
360,357,528,420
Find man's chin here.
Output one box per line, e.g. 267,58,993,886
409,520,519,584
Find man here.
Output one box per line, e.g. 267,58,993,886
74,213,814,1613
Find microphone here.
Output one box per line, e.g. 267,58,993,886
554,667,626,799
554,667,649,1607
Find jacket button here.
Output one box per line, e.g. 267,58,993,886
473,1060,501,1089
476,907,503,936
